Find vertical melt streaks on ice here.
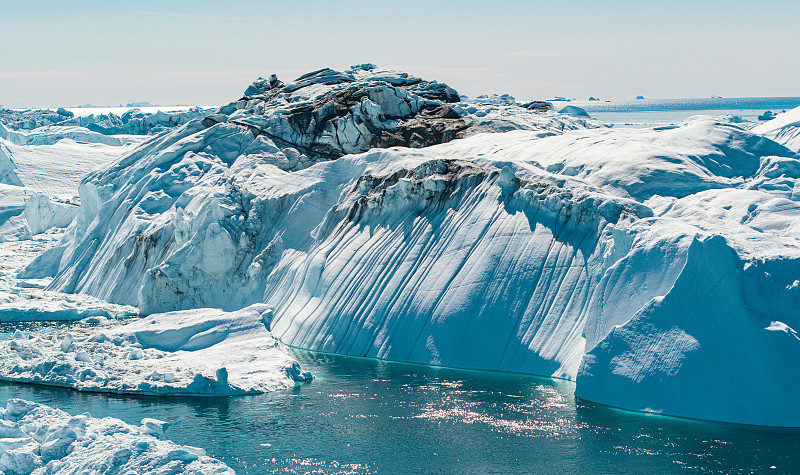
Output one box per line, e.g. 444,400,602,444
17,64,800,427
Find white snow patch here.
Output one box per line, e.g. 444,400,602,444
0,230,136,322
0,305,312,396
0,398,233,474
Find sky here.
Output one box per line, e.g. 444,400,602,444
1,0,799,108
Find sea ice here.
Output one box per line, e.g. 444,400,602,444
0,305,312,395
0,398,233,474
752,105,800,153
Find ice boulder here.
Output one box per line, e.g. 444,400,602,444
0,399,233,474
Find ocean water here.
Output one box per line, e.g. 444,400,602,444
590,109,775,128
551,96,800,128
2,349,799,474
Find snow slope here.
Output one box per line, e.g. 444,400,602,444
0,128,144,243
22,67,800,426
0,305,311,396
752,105,800,153
0,230,136,322
0,398,233,474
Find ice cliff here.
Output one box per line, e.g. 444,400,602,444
23,68,800,426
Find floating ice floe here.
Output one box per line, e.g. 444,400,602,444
0,398,233,474
0,304,312,396
15,66,800,426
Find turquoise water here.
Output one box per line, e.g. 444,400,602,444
2,349,799,474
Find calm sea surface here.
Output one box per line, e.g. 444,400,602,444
1,349,798,474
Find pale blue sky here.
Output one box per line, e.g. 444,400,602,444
1,0,798,107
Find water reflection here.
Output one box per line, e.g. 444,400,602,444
0,349,798,474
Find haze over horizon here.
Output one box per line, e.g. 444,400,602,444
2,0,799,108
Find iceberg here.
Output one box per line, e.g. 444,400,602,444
752,105,800,153
22,67,800,426
0,106,213,136
0,124,144,243
0,107,74,130
56,107,215,136
0,398,233,474
0,304,311,396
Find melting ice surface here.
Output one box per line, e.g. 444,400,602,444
0,350,798,474
2,66,800,469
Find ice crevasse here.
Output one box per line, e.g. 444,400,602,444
23,66,800,426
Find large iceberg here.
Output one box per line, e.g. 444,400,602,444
0,398,232,474
23,67,800,426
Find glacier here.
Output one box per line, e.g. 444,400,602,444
0,398,233,474
12,65,800,427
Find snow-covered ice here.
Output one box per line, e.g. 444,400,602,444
0,304,311,396
10,66,800,426
752,105,800,153
0,229,136,323
0,124,145,244
0,398,233,474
